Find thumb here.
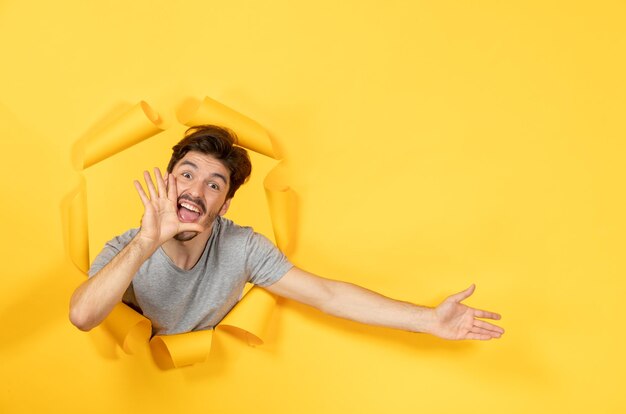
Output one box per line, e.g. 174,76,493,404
446,284,475,303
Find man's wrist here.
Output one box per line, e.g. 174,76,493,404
132,231,161,257
411,305,437,334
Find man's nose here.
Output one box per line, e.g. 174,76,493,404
188,179,205,197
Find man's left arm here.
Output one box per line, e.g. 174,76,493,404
263,267,504,340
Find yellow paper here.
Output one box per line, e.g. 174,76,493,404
264,165,297,256
82,101,163,169
180,96,279,159
66,180,90,273
98,286,278,368
218,287,278,346
101,302,152,355
4,3,625,411
150,330,214,369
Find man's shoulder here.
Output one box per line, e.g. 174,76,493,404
216,216,276,250
214,216,276,249
215,216,254,238
104,227,140,250
88,228,140,277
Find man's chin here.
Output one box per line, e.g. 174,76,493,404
174,230,200,242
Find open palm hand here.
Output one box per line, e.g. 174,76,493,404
431,284,504,340
134,168,205,247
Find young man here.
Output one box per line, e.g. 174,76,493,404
70,125,504,340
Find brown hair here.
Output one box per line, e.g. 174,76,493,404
167,125,252,199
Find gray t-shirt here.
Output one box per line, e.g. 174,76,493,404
88,216,293,335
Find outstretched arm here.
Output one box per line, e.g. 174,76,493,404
69,168,204,331
264,267,504,340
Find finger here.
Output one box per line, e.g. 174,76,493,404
464,332,493,341
134,180,150,206
154,167,167,197
167,173,177,200
447,284,475,303
472,307,502,320
143,171,158,200
473,319,505,334
470,325,503,338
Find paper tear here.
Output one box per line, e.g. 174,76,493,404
82,101,163,169
179,96,279,159
66,96,297,368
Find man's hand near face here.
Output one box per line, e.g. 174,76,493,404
69,167,200,331
133,168,205,248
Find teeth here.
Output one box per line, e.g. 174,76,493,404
180,202,201,213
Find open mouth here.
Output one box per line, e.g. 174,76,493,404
177,199,205,223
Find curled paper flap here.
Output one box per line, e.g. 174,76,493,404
102,303,152,355
82,101,163,169
68,182,90,273
99,288,277,368
264,167,297,256
180,96,278,159
218,287,278,346
150,330,213,369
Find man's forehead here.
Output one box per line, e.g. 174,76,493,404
175,152,230,181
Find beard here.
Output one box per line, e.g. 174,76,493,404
173,208,220,242
173,231,202,242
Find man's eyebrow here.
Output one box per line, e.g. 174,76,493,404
210,172,228,185
179,160,198,169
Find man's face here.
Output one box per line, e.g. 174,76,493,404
170,151,232,241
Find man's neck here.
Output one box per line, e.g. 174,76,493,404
161,226,213,271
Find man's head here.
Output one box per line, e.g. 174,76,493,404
167,125,252,241
167,125,252,200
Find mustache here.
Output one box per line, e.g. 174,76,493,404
177,194,206,215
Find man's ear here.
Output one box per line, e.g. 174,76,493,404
219,198,232,216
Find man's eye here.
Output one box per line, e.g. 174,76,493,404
182,172,192,179
209,183,219,190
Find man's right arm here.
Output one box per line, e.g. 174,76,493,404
69,235,158,331
69,168,203,331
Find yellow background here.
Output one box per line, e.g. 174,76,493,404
1,1,625,412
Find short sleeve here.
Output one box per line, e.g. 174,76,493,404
87,229,141,311
245,232,293,286
88,244,120,277
88,229,138,277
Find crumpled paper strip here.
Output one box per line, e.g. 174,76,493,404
263,167,297,256
150,328,214,370
66,97,296,369
180,96,279,159
106,286,277,369
81,101,163,169
102,302,152,355
217,286,278,347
